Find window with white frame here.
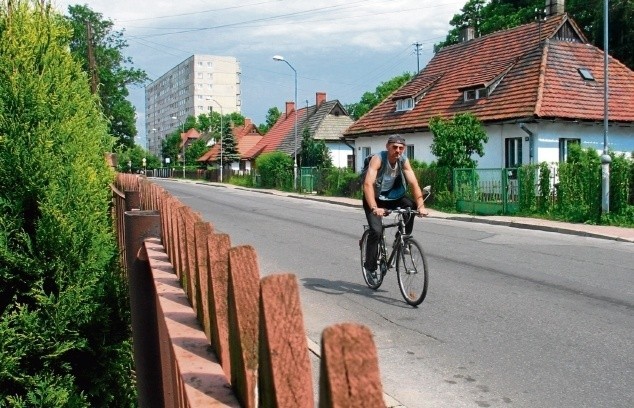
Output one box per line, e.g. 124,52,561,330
361,147,371,160
464,87,488,102
395,97,414,112
558,138,580,162
406,145,414,160
504,137,522,168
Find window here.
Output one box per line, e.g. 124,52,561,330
505,138,522,168
464,87,488,102
361,147,371,160
406,145,414,160
559,138,580,162
395,97,414,112
578,68,594,81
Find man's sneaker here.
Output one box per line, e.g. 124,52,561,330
364,262,378,284
403,244,411,255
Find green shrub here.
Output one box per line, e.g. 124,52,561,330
0,2,134,406
255,151,293,190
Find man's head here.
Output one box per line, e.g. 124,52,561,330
386,134,406,161
387,134,406,146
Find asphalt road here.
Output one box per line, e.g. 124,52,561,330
153,179,634,408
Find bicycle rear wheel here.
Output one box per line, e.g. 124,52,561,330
359,229,384,290
396,238,429,306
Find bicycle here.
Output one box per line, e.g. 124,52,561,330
359,188,431,306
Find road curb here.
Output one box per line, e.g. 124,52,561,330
170,180,634,243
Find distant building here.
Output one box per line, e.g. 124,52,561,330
145,55,241,158
243,92,354,170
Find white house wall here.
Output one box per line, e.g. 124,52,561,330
354,121,633,173
534,122,634,163
326,141,354,168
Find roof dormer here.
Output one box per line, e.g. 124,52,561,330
391,74,442,112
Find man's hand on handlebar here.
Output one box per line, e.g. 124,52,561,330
417,207,429,217
371,207,386,217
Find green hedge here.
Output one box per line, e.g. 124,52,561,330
0,3,135,407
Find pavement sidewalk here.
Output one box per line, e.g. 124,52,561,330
195,181,634,243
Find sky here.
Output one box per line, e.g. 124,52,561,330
52,0,466,145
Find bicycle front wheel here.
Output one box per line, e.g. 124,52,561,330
359,229,384,290
396,238,429,306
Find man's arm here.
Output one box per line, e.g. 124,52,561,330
363,155,384,216
402,159,428,216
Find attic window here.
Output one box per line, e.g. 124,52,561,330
395,97,414,112
578,68,595,81
464,87,488,102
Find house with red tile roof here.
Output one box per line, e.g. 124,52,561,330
344,6,634,171
243,92,354,169
197,118,263,174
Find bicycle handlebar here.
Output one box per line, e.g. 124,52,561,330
383,207,421,216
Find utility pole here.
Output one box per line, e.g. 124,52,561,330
85,21,98,94
413,42,422,73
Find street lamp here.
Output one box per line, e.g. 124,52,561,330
601,0,611,214
273,55,298,190
172,115,185,178
206,98,224,182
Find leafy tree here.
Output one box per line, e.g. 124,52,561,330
161,131,182,166
65,4,148,149
0,2,134,405
258,106,281,134
185,138,208,166
429,113,488,169
226,112,245,127
115,144,160,172
345,72,413,120
299,127,332,169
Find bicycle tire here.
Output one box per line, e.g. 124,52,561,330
396,238,429,306
359,229,384,290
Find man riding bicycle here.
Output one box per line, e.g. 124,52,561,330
362,134,428,274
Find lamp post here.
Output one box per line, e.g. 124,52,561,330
206,98,224,182
273,55,298,190
172,115,185,178
601,0,611,214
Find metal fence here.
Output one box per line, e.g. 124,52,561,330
453,168,520,215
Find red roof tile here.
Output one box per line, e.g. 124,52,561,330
344,14,634,138
243,108,308,159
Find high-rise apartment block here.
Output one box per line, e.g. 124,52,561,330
145,55,241,157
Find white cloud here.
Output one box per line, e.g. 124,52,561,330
51,0,465,139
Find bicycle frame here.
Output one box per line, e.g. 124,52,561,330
378,211,413,272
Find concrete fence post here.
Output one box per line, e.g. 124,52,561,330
259,274,314,408
319,323,385,408
228,245,261,408
194,221,213,327
124,210,163,408
208,232,232,379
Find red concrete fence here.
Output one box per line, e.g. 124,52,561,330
112,174,387,407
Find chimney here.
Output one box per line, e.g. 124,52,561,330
545,0,565,16
285,101,295,118
460,26,475,42
316,92,326,107
244,118,252,128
